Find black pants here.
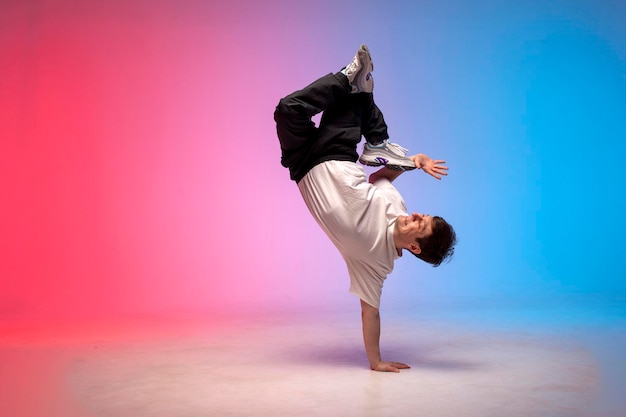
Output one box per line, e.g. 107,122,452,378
274,72,389,183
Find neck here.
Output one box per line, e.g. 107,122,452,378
392,219,404,256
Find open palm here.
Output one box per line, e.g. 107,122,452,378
411,153,449,180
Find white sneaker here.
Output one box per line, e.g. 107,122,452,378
359,141,416,171
343,44,374,93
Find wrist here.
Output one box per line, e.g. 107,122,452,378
411,154,424,169
370,359,381,370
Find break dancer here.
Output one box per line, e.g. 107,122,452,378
274,45,456,372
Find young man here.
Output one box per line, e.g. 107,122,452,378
274,45,456,372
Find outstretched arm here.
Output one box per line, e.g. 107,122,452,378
360,299,411,372
369,153,448,184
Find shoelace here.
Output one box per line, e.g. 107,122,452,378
386,142,409,156
344,56,360,76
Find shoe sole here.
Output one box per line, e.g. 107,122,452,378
359,157,417,171
354,45,373,93
359,44,373,71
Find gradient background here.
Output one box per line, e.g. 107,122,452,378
1,0,625,323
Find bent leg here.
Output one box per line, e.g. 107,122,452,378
360,93,389,144
357,92,416,171
274,73,354,181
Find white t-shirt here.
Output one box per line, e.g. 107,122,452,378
298,160,408,308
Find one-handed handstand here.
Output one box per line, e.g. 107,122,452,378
274,45,456,372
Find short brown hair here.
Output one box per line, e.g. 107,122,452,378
414,216,456,267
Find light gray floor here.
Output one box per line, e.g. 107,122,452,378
1,307,624,417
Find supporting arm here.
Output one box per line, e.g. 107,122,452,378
360,299,410,372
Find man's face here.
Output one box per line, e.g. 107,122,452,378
396,213,434,241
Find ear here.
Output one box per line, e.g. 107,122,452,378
409,243,421,255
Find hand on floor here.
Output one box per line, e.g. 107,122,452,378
372,361,411,373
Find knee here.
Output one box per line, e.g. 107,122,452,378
274,98,291,121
